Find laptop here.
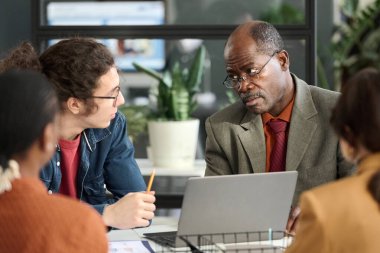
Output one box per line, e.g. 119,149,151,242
144,171,298,248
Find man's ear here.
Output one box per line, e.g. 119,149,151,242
277,50,290,71
66,97,83,115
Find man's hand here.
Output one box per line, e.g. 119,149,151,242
103,191,156,229
285,206,301,236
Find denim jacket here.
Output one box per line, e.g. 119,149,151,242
40,111,146,214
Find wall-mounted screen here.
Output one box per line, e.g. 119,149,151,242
46,1,165,71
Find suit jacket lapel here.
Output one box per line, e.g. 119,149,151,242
239,111,266,173
286,75,318,171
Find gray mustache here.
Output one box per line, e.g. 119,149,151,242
240,92,263,102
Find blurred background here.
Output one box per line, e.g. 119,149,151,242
1,0,379,159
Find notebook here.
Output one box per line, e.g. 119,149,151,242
144,171,298,248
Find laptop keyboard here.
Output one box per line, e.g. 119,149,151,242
143,231,178,248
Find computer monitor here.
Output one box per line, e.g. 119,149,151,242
46,1,165,71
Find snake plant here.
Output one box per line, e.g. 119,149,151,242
332,0,380,89
132,45,206,121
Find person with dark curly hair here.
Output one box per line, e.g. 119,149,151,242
0,42,42,73
0,39,155,230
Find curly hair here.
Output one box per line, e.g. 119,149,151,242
0,42,42,73
39,38,115,114
0,38,115,114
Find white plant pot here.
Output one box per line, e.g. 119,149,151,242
148,119,199,169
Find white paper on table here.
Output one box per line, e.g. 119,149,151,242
109,240,154,253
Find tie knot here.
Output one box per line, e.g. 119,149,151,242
268,119,287,134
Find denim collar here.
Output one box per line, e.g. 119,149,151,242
83,127,111,152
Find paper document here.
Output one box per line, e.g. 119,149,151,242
109,240,154,253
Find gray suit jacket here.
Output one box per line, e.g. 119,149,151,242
204,74,355,205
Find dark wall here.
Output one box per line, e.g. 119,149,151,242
316,0,334,89
0,1,333,159
0,0,32,55
0,0,333,86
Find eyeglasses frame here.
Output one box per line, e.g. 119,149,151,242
223,51,280,89
91,86,121,107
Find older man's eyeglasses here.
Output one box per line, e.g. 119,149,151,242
223,51,278,89
91,86,120,107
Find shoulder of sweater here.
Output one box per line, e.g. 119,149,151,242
302,174,365,206
45,194,103,223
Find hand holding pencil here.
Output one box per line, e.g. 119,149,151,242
146,169,156,192
102,169,156,229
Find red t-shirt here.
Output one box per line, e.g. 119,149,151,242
58,134,81,198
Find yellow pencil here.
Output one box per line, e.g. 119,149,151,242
146,169,156,192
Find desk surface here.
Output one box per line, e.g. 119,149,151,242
108,217,178,242
136,159,206,177
108,217,291,252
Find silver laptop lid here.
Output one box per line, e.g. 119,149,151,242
177,171,298,236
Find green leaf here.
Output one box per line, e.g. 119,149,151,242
132,45,207,120
171,62,183,90
341,0,359,18
118,105,150,140
132,62,162,81
162,71,172,88
132,62,171,88
186,45,206,92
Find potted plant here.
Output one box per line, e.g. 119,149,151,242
118,104,150,143
132,45,206,168
332,0,380,89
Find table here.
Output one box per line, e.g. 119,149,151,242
108,217,178,242
136,159,206,177
108,217,291,252
136,159,206,209
108,217,179,252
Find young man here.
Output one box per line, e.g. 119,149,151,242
204,20,354,233
34,38,155,229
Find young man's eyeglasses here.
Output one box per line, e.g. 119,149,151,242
91,86,120,107
223,51,279,89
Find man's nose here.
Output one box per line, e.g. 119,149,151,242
116,91,126,107
237,76,252,93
